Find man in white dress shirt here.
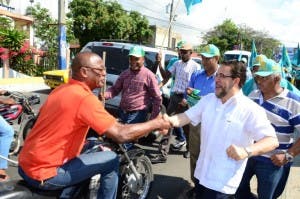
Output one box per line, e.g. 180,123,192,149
164,60,279,198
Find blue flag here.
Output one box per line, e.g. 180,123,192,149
280,45,292,69
249,39,257,68
293,43,300,66
184,0,202,15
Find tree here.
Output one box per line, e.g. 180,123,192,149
26,3,58,69
201,19,281,58
0,16,32,77
68,0,153,47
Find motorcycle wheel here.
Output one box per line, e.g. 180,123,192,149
9,131,20,155
22,118,36,140
118,155,153,199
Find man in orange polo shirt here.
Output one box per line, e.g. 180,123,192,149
18,52,170,199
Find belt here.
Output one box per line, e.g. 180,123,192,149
122,109,146,114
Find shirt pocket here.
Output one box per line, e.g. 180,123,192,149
128,80,144,92
205,155,237,185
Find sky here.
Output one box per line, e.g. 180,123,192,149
8,0,300,48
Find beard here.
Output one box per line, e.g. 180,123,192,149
215,82,234,99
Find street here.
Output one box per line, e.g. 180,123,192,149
5,89,300,199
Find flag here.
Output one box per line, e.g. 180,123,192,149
280,45,292,70
293,43,300,66
184,0,202,15
249,39,257,68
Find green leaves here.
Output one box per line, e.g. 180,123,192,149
69,0,153,46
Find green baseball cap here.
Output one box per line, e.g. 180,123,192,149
176,41,186,49
251,54,267,68
200,44,220,58
254,58,281,77
129,46,145,57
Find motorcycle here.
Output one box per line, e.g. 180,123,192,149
0,91,40,155
0,136,154,199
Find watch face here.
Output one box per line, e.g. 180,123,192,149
286,153,294,162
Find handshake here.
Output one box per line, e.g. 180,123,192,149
154,113,183,135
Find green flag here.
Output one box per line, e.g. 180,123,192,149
249,40,257,68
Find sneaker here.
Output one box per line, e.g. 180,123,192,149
171,140,186,151
150,154,167,164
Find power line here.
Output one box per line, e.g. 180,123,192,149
117,0,204,32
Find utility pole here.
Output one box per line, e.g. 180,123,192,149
58,0,67,69
168,0,174,49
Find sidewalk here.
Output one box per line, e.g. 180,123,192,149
0,77,49,92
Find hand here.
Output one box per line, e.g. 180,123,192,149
178,99,188,107
1,98,16,105
270,153,287,166
186,87,193,95
0,90,8,95
155,114,171,134
156,52,162,62
98,93,105,102
226,144,248,161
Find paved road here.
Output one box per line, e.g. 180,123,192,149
5,89,300,199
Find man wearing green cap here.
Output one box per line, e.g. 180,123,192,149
242,55,300,96
236,59,300,199
104,46,162,148
163,60,278,198
180,43,220,197
151,42,200,163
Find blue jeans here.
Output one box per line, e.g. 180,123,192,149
119,109,148,149
195,182,234,199
173,127,186,142
19,150,119,199
0,115,14,169
236,157,291,199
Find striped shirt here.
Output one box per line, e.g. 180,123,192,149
249,89,300,161
105,66,162,119
168,59,200,94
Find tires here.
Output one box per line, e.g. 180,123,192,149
22,118,36,141
118,155,153,199
9,131,21,155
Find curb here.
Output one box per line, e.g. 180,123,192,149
0,77,50,92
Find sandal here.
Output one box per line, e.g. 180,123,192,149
0,169,10,182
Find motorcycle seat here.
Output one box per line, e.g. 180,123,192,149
0,179,62,199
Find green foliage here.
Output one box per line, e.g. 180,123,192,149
26,3,59,70
0,28,26,52
201,19,281,59
68,0,153,47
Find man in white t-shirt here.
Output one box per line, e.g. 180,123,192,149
164,60,279,198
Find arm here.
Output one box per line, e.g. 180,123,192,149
270,137,300,166
105,115,170,143
105,74,124,100
148,72,162,119
227,136,279,161
165,113,191,127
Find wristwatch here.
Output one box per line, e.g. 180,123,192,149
285,152,294,162
244,147,253,158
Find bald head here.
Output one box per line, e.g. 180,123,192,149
71,52,103,78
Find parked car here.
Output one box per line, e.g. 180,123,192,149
42,41,178,142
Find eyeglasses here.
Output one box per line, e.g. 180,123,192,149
82,66,104,76
215,73,234,79
253,75,272,81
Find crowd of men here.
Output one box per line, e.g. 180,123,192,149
1,42,300,199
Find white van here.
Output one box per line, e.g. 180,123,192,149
223,50,251,67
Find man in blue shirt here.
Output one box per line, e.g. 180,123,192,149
181,44,220,197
